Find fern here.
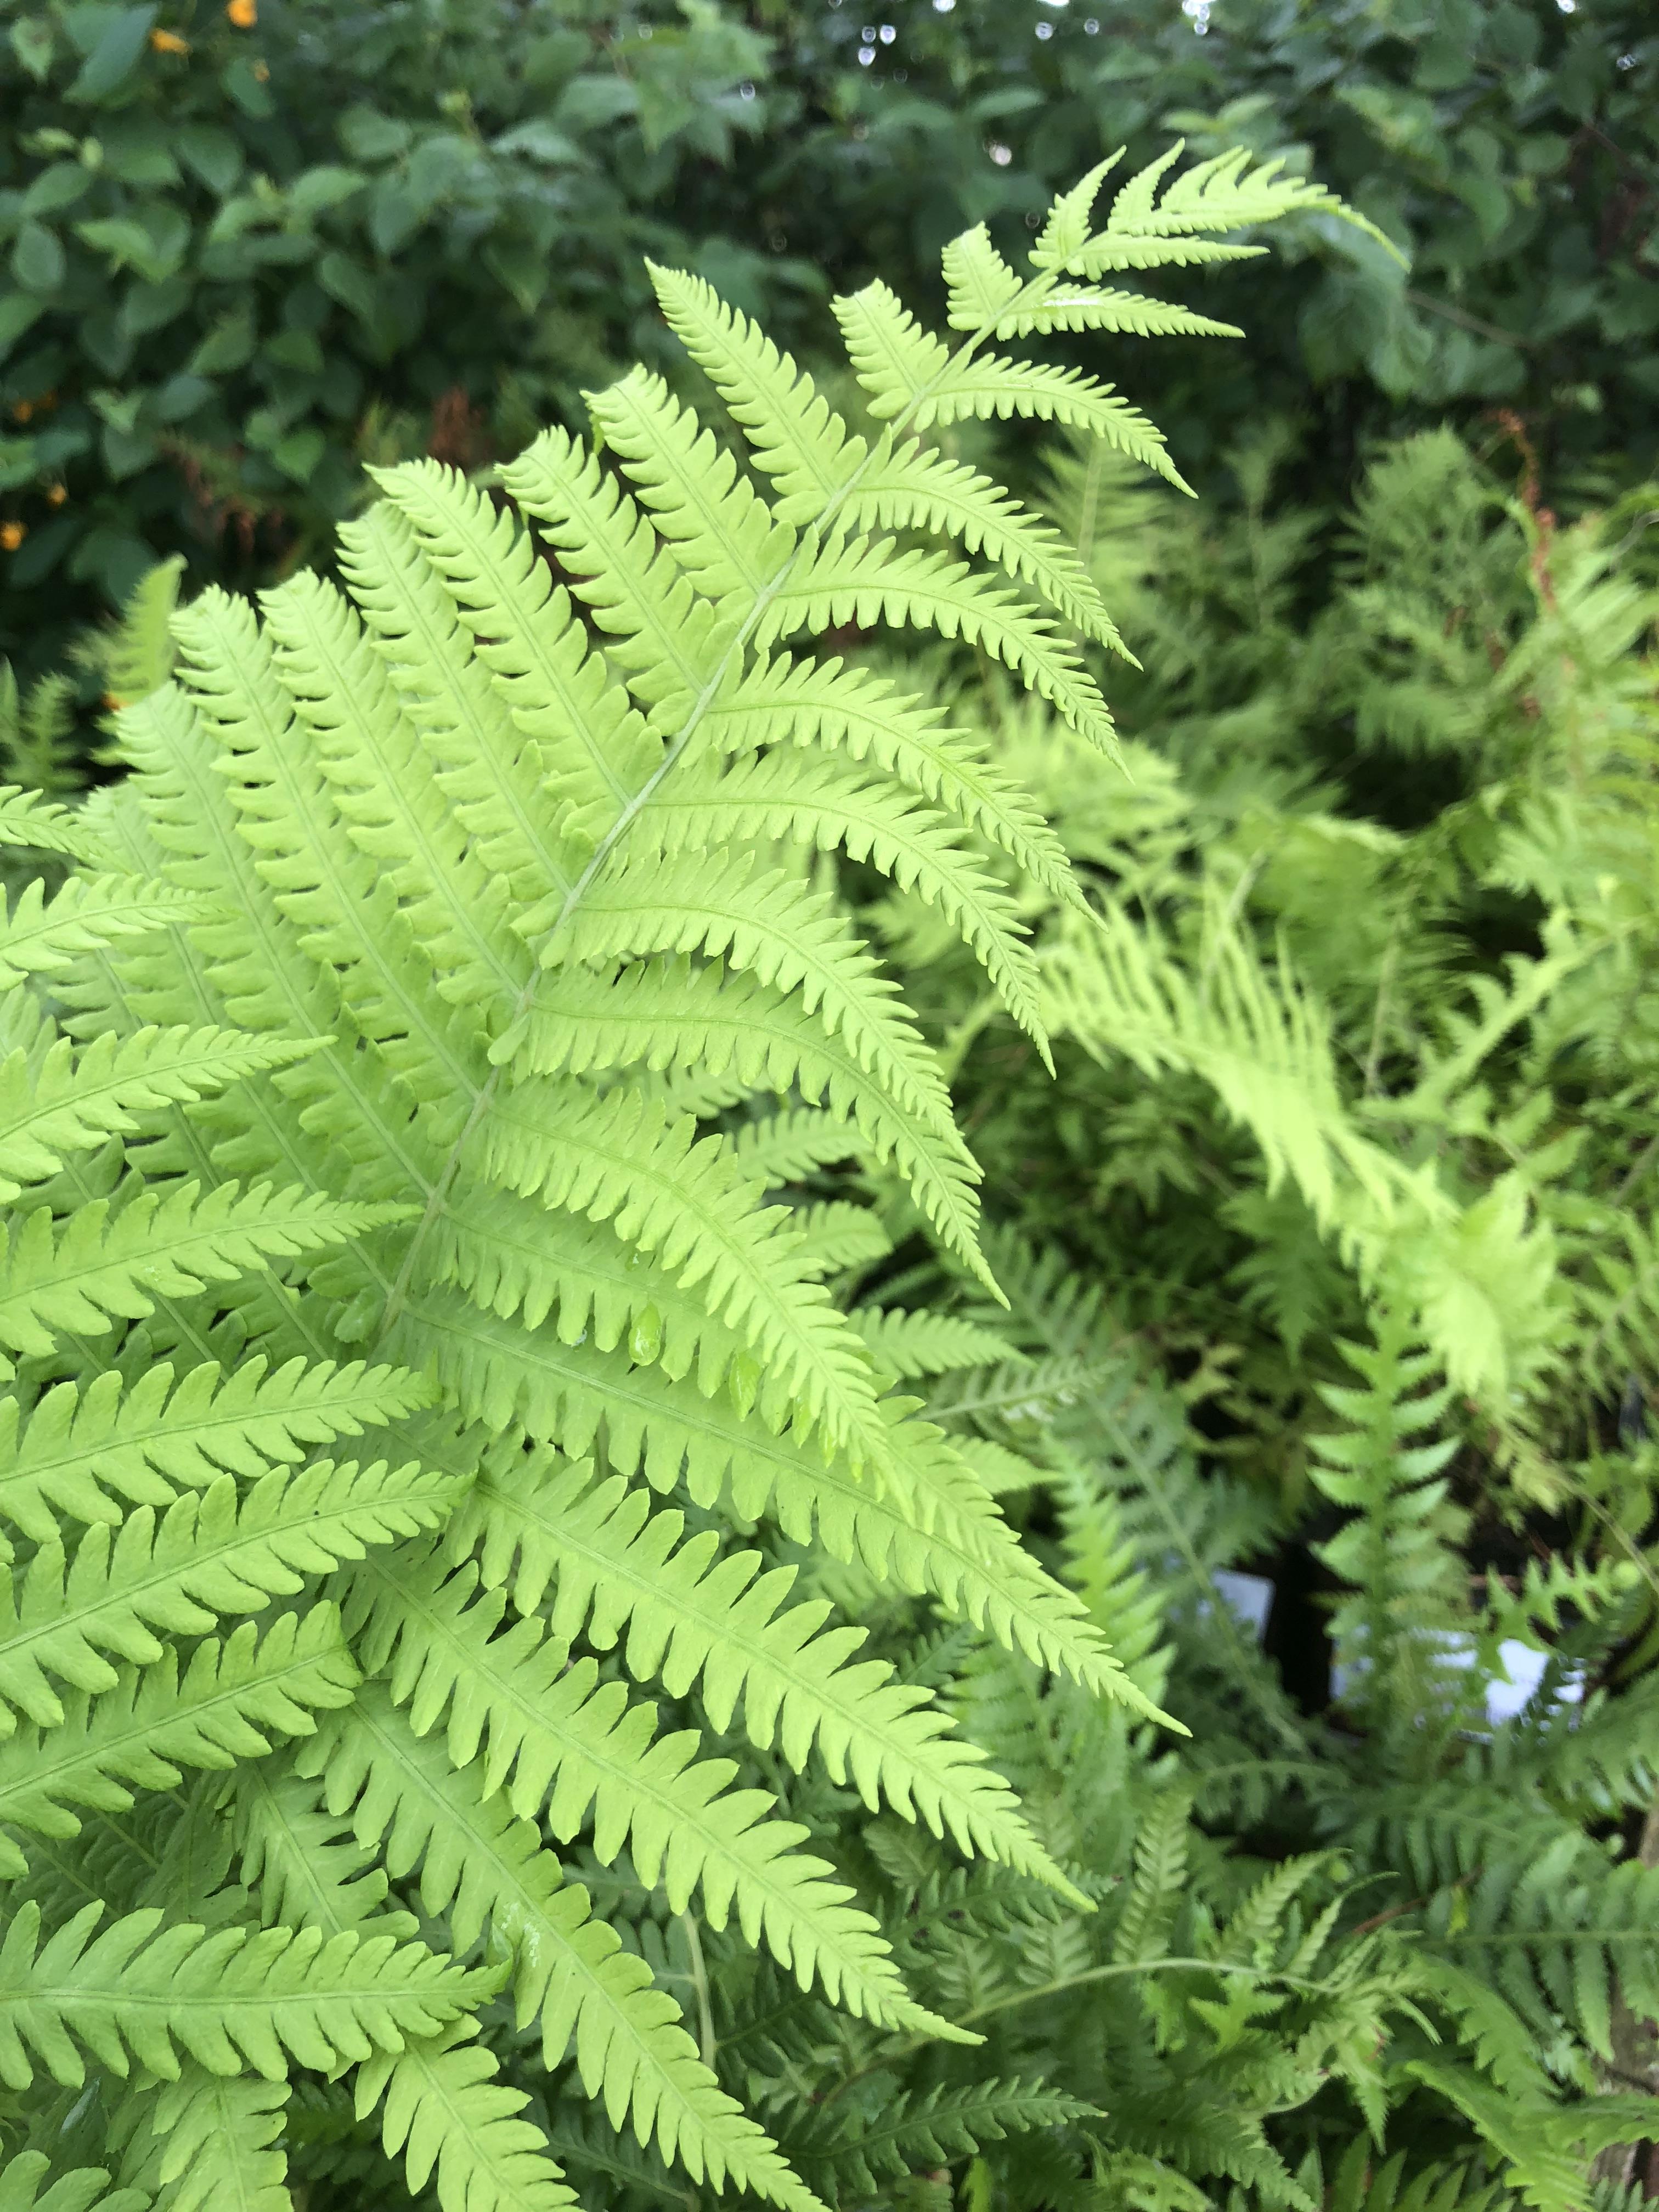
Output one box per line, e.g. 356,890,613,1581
0,148,1364,2209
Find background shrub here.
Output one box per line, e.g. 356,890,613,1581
1,0,1654,691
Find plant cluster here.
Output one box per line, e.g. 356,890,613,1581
828,370,1659,2200
0,148,1493,2212
2,132,1658,2212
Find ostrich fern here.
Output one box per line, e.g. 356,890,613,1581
0,152,1374,2208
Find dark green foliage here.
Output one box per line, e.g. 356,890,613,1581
0,0,777,668
2,0,1653,687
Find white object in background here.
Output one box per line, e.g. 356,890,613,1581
1331,1633,1583,1732
1210,1570,1273,1644
1487,1638,1583,1724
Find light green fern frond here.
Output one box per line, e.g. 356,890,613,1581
0,1179,402,1371
0,787,112,867
0,1894,486,2090
0,1024,318,1204
8,146,1356,2207
295,1696,826,2212
0,1352,432,1544
0,1609,357,1870
0,2152,144,2212
0,1459,461,1731
439,1451,1074,1894
123,2068,291,2212
0,874,205,992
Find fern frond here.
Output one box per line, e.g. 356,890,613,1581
0,1609,357,1866
400,1286,1155,1721
0,787,112,866
759,534,1117,753
514,956,985,1267
645,265,865,514
638,751,1044,1044
357,2027,578,2212
1104,143,1392,250
0,1180,402,1369
0,2152,143,2212
727,1107,866,1186
75,557,182,722
697,653,1078,906
0,1897,486,2090
1045,894,1427,1240
0,1024,318,1204
338,502,580,909
787,2077,1094,2198
170,587,489,1127
790,1199,890,1278
500,426,727,725
1111,1790,1191,1966
442,1454,1078,1897
136,2067,291,2212
835,283,1187,494
371,458,659,847
311,1690,828,2212
259,569,529,1023
0,874,204,991
584,367,798,611
470,1083,883,1459
535,851,986,1279
0,1354,431,1544
831,437,1131,658
0,1460,462,1732
346,1551,959,2039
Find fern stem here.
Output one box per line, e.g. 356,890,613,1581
958,1955,1330,2027
679,1909,717,2073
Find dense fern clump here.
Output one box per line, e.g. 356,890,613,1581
830,410,1659,2202
0,150,1389,2210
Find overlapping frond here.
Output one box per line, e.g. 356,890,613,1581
439,1452,1076,1894
122,2067,292,2212
0,786,113,865
0,2152,142,2212
0,1460,461,1733
0,1610,357,1869
0,1897,484,2089
0,874,204,992
306,1690,826,2212
0,1024,317,1205
344,1550,960,2038
0,1179,400,1371
0,1353,432,1544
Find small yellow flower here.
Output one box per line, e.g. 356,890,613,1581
150,27,190,52
9,400,32,425
226,0,257,25
252,58,268,78
45,484,67,509
0,523,26,553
